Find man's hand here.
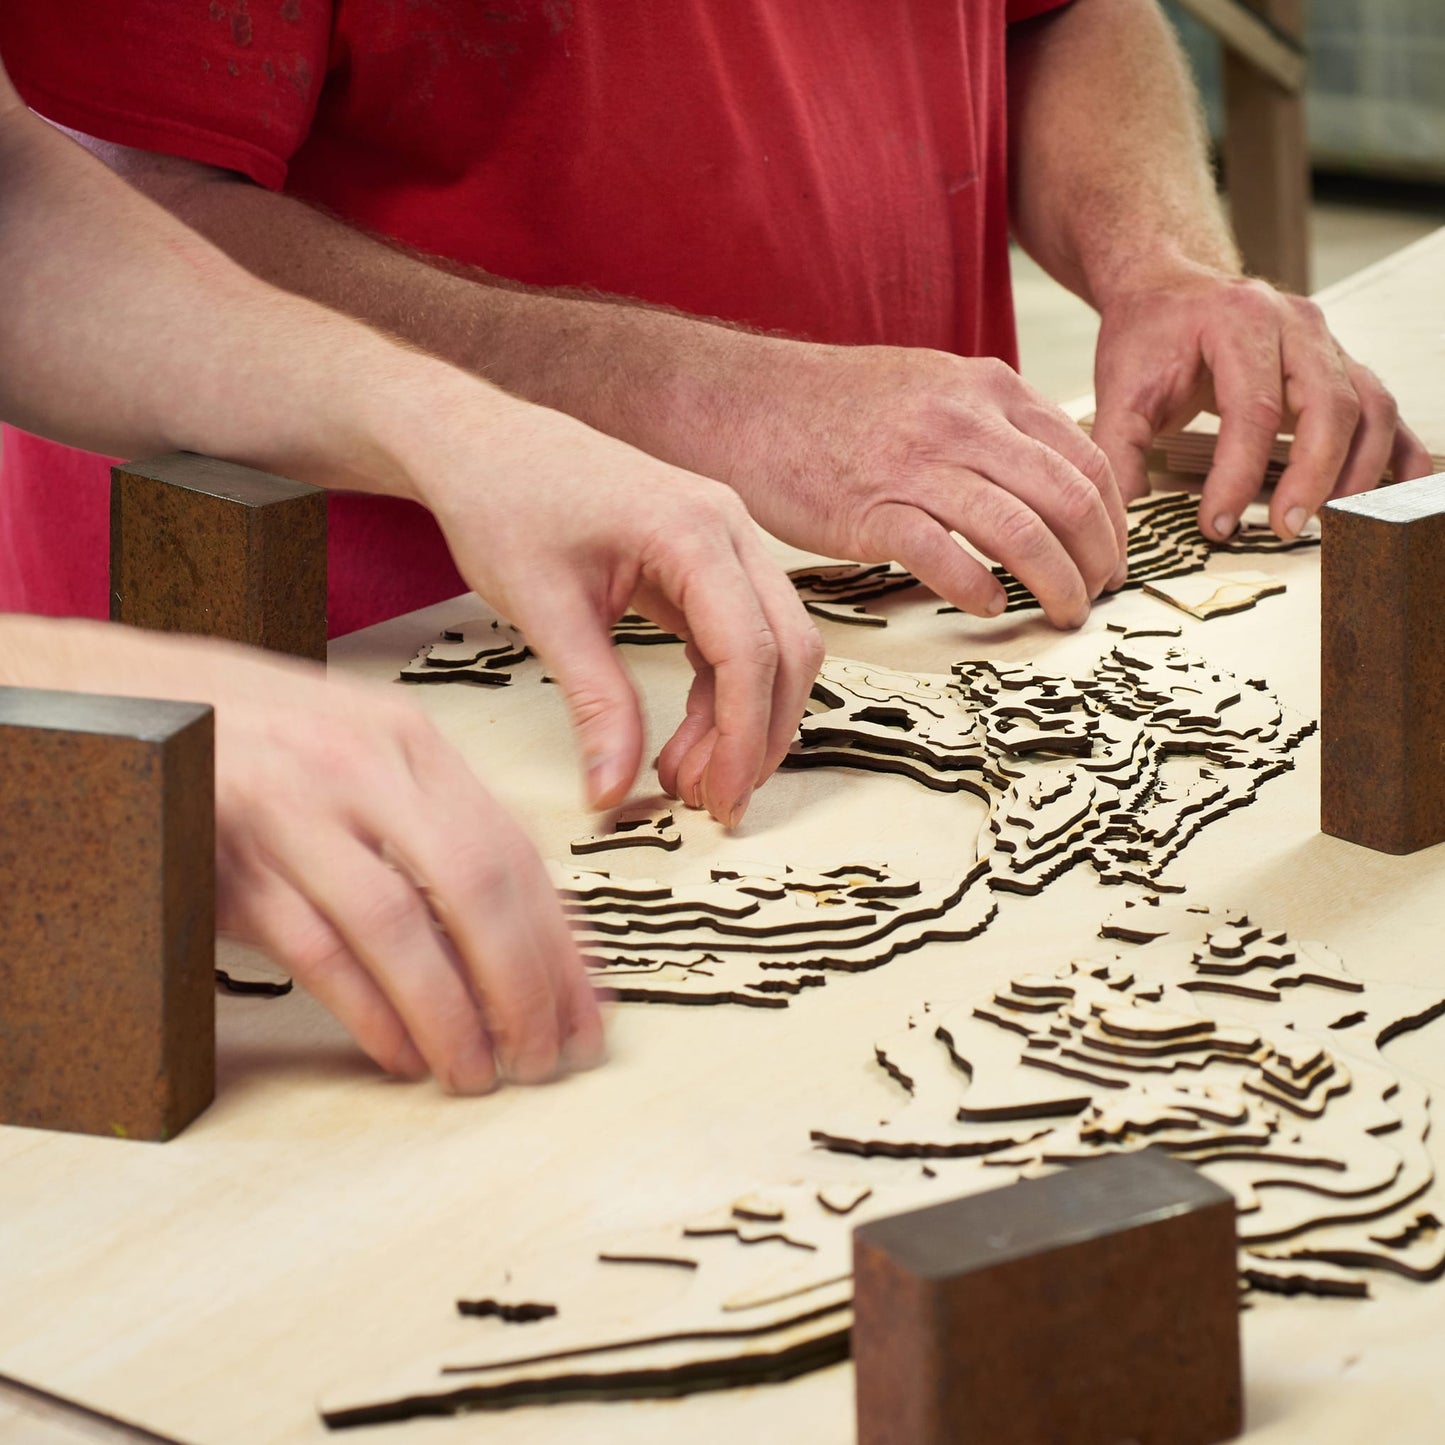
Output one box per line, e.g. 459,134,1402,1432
1088,268,1434,544
0,620,604,1093
680,342,1128,630
409,400,823,828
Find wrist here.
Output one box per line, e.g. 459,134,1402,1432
1090,245,1244,317
333,349,535,509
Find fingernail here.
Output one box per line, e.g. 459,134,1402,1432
586,753,622,809
443,1045,499,1097
505,1045,559,1087
562,1029,608,1074
1212,513,1237,540
984,591,1006,618
392,1038,428,1079
727,789,753,830
1284,506,1308,538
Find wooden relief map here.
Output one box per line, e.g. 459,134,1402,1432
814,899,1445,1296
321,892,1445,1429
558,860,995,1008
362,488,1445,1433
321,1179,947,1427
396,495,1320,686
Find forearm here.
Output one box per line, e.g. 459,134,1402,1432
1007,0,1240,308
0,92,536,504
66,134,777,479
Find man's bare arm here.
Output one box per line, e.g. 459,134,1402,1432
63,128,1129,627
1006,0,1432,537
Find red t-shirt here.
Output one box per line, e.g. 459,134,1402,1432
0,0,1068,636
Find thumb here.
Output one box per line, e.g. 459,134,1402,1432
520,594,645,810
1088,399,1155,505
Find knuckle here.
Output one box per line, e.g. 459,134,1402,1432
1240,392,1284,436
354,876,425,946
1050,470,1106,532
746,625,782,676
973,354,1016,390
991,503,1051,562
488,975,557,1051
375,1030,424,1078
439,835,513,902
799,624,826,674
283,921,354,990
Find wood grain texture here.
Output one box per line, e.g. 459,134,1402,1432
1320,475,1445,854
853,1153,1241,1445
110,454,327,661
0,690,215,1142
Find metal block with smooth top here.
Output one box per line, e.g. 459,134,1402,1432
0,688,216,1141
111,452,327,660
853,1151,1242,1445
1322,472,1445,854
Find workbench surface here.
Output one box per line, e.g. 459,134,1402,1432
3,229,1443,1445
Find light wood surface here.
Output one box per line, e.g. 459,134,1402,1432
3,230,1443,1445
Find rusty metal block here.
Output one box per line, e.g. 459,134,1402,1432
1322,473,1445,854
0,688,215,1142
853,1151,1242,1445
111,452,327,660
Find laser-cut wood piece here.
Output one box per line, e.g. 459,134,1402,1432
803,601,888,628
564,860,996,1008
1133,423,1445,494
321,1179,949,1427
786,639,1312,899
1321,473,1445,854
1143,569,1286,621
852,1151,1242,1445
215,962,294,997
0,688,215,1142
570,809,682,856
936,492,1319,617
612,613,682,646
814,903,1445,1296
111,453,327,660
399,619,527,686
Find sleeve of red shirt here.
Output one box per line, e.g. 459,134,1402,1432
0,2,333,190
1007,0,1075,21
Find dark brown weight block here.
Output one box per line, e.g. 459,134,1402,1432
0,688,215,1142
111,452,327,661
1321,472,1445,854
853,1150,1241,1445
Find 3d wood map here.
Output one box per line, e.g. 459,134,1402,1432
321,1177,946,1427
395,495,1316,682
813,897,1445,1297
349,499,1445,1431
320,897,1445,1428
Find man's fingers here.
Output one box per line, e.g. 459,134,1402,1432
724,519,824,787
656,649,717,802
1199,325,1286,540
1326,363,1397,504
1389,420,1436,485
1087,400,1155,512
863,501,1009,619
518,591,646,811
917,483,1091,628
1270,318,1359,535
395,714,604,1079
224,862,426,1080
1013,400,1130,584
268,825,498,1094
641,521,778,826
977,427,1121,601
